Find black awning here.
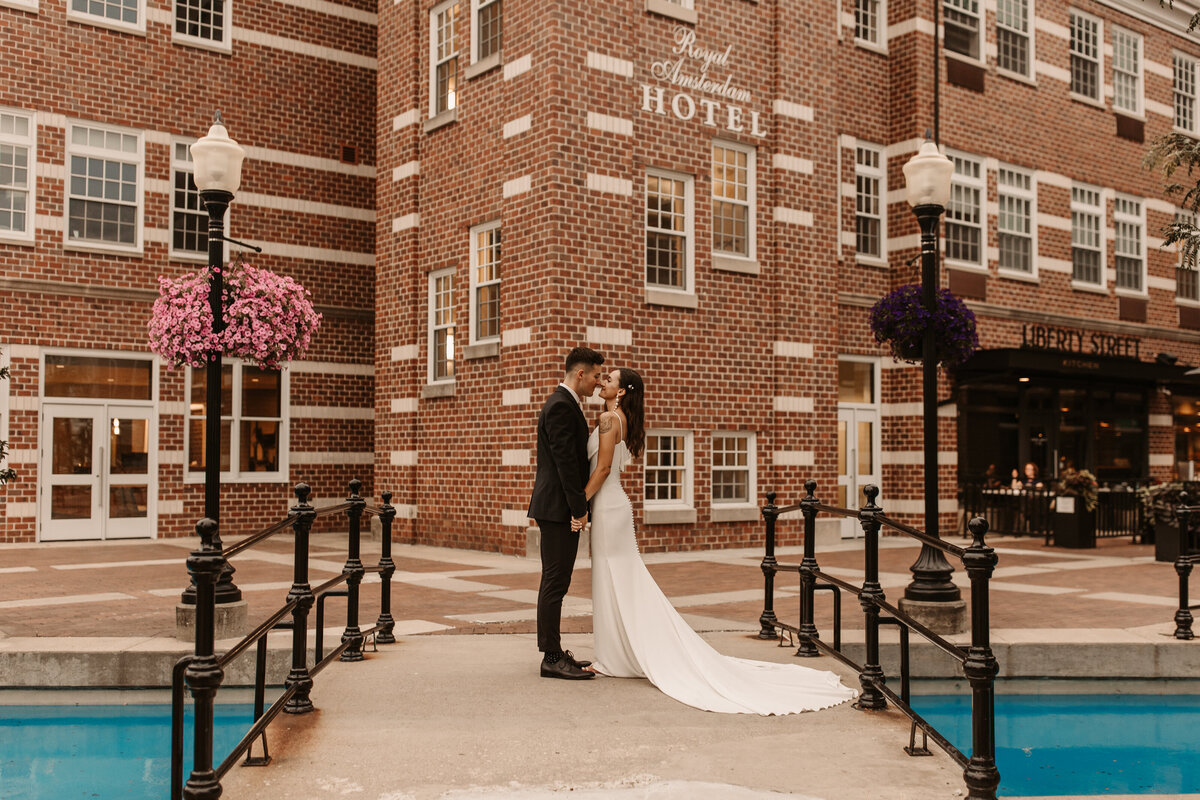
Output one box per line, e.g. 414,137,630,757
954,348,1200,387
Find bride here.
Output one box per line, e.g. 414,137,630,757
581,367,857,715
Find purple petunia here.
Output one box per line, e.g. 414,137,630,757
868,284,979,367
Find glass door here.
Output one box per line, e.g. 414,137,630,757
837,358,881,539
105,406,153,539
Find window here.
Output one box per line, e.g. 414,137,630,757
0,109,35,243
1114,196,1144,293
712,433,755,505
855,143,885,261
1177,210,1198,302
645,431,692,507
45,354,153,400
855,0,884,48
187,363,285,479
171,141,208,259
68,0,145,33
1175,54,1198,133
471,0,501,63
174,0,229,48
645,169,693,292
429,268,455,382
65,122,142,252
469,221,500,344
944,0,981,60
430,1,460,118
1071,185,1103,287
1112,28,1142,115
712,141,755,260
1070,10,1102,101
996,0,1031,77
997,166,1034,275
945,152,984,267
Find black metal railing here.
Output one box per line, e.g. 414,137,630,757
1173,493,1198,641
759,481,1000,800
960,481,1141,542
170,479,397,800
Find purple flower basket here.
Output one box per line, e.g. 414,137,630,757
868,284,979,366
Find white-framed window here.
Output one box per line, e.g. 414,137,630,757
65,121,142,253
855,142,885,262
170,140,208,261
645,169,694,293
854,0,885,49
996,0,1032,78
1176,209,1198,303
469,220,500,344
429,0,460,118
1069,10,1102,102
471,0,501,63
945,151,984,268
1112,27,1143,116
185,362,288,482
711,432,755,506
644,430,693,509
1114,195,1144,294
944,0,981,60
0,109,35,244
173,0,231,51
1175,54,1198,134
997,165,1035,276
711,140,755,261
67,0,146,34
1071,184,1104,288
428,267,456,383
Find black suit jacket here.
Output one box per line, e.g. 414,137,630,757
527,386,590,522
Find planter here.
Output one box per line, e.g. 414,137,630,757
1156,520,1200,562
1053,502,1096,549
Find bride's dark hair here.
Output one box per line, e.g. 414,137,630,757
616,368,645,458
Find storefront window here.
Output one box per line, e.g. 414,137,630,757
1173,396,1200,480
45,354,152,400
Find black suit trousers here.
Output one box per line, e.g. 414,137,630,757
535,518,579,654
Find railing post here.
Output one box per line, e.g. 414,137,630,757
796,480,821,657
855,485,887,711
340,479,366,661
758,491,780,639
183,518,225,800
1174,492,1195,641
284,483,316,714
375,490,398,644
961,516,1001,800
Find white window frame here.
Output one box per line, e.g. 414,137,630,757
470,0,501,65
1069,9,1103,104
943,0,983,63
168,138,211,263
0,108,36,245
429,0,460,119
0,0,38,12
854,0,887,52
66,0,147,35
711,431,756,508
468,220,500,346
995,0,1034,80
1112,26,1144,117
854,141,886,266
428,267,456,384
645,168,695,297
64,120,144,255
997,164,1037,279
1175,209,1199,306
644,429,694,511
943,150,985,271
711,139,756,264
1175,53,1198,134
172,0,232,53
1113,194,1146,296
183,360,289,484
1071,183,1105,290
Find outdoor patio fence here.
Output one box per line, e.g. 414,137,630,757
959,481,1142,542
1173,493,1199,641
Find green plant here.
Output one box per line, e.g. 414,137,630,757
1057,468,1098,512
1138,482,1184,525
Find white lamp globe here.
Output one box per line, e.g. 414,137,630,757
190,113,245,195
903,138,954,208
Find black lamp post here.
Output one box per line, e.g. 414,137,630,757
901,137,962,605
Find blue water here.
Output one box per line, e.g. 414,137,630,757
0,703,256,799
910,693,1200,796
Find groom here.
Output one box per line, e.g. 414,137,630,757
528,346,605,680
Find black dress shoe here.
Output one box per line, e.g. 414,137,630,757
540,657,594,680
563,650,592,669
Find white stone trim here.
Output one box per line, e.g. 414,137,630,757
773,207,814,227
393,161,420,181
773,341,813,358
501,449,530,466
393,213,420,232
1150,454,1175,467
291,406,375,420
586,326,633,346
231,27,377,70
881,403,957,417
291,451,374,465
887,15,937,40
773,396,814,413
773,153,814,174
243,145,375,179
393,504,418,519
158,499,185,516
772,100,813,121
272,0,377,25
503,175,532,197
393,109,420,130
503,115,532,138
390,398,419,414
586,112,633,137
586,173,633,196
504,54,532,80
773,450,815,466
502,508,531,527
157,450,185,465
502,388,531,406
881,499,959,514
881,450,958,465
585,51,634,78
1149,414,1173,427
502,327,531,347
289,361,374,375
391,345,419,361
390,450,418,466
5,502,36,518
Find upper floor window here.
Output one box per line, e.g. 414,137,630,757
187,363,286,480
944,0,981,60
996,0,1031,78
174,0,230,50
68,0,145,34
171,140,208,260
712,432,755,506
645,430,693,509
997,166,1035,275
855,142,885,262
1175,54,1198,133
1113,195,1144,293
430,1,460,118
1112,27,1142,116
645,169,693,293
712,141,755,261
1176,209,1198,302
945,152,984,268
66,122,142,252
1070,10,1102,102
471,0,501,63
429,267,456,382
0,109,35,244
469,220,500,344
855,0,885,48
1071,184,1103,287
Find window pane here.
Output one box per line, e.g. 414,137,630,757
45,356,152,400
52,417,93,474
190,365,234,416
109,416,149,475
242,367,281,417
838,361,874,403
240,420,279,472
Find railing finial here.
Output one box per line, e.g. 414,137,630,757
967,515,990,549
863,484,880,507
381,490,393,505
294,483,311,505
804,478,817,499
196,517,218,549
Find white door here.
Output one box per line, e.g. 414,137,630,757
41,404,154,541
837,407,881,539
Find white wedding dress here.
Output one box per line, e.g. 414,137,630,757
587,424,858,715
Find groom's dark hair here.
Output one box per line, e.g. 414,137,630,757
564,346,605,375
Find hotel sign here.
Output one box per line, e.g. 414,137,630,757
1021,323,1141,359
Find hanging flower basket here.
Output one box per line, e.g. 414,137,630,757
868,284,979,367
148,263,321,370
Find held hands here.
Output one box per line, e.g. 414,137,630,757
571,515,587,532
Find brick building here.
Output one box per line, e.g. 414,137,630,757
5,0,1200,552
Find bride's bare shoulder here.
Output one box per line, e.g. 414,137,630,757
597,410,618,435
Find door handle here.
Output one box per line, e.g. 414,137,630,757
97,446,103,509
